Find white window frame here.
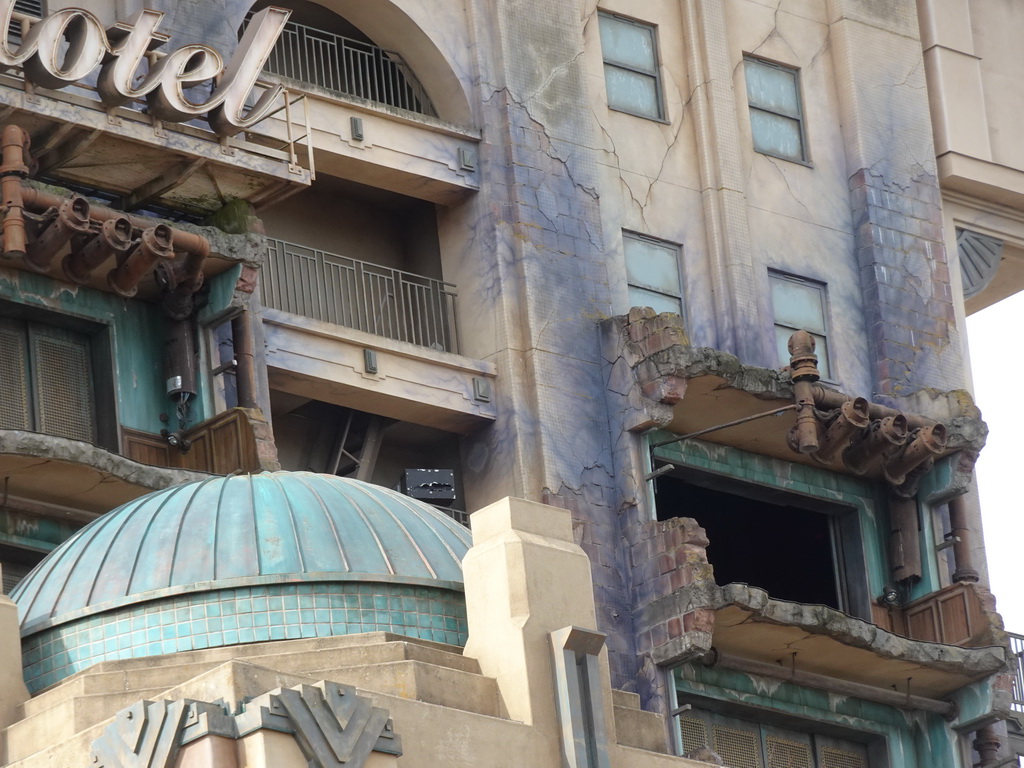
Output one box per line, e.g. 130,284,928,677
769,270,832,380
598,12,666,122
744,56,810,165
623,231,684,317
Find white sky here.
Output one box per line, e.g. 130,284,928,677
967,290,1024,634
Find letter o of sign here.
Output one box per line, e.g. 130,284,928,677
22,9,108,90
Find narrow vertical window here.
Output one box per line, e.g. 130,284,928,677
624,232,684,316
744,57,808,163
769,272,831,379
598,13,664,121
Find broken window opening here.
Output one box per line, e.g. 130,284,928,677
270,391,468,525
206,316,239,414
654,467,867,616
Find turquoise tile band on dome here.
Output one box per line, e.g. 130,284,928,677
22,581,467,693
11,472,473,692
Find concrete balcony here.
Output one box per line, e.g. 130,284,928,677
261,306,495,435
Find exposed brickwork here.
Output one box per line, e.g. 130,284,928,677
631,516,714,657
850,169,961,400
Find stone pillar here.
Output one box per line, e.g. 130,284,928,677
0,594,28,729
679,0,761,365
462,497,606,732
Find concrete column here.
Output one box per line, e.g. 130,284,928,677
679,0,761,364
0,594,28,730
462,497,603,730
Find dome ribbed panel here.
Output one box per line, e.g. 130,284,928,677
10,472,472,633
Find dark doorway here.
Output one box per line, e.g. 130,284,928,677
655,472,846,610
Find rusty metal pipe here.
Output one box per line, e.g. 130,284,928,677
709,651,956,717
890,495,922,583
811,384,937,430
948,494,980,583
843,415,909,475
24,195,92,273
0,125,29,260
883,424,948,486
788,330,821,454
20,185,211,264
232,311,257,410
108,225,174,297
63,216,134,284
814,397,871,464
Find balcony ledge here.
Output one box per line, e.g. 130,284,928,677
262,308,497,434
0,429,209,516
646,581,1005,699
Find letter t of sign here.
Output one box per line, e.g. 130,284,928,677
98,10,170,107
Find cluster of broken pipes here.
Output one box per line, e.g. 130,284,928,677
0,124,261,449
786,329,978,590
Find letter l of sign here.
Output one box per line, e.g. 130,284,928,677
97,10,169,107
207,6,291,136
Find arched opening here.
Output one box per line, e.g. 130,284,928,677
248,0,468,122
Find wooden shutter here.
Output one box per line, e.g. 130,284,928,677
0,318,31,430
30,324,96,443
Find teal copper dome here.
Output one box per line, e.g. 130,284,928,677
11,472,472,692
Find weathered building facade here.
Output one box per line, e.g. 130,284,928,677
0,0,1021,766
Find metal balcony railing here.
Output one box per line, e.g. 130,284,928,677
1011,632,1024,713
258,18,437,117
262,238,458,353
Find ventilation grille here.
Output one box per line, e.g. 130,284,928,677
2,562,31,594
767,736,812,768
957,228,1003,299
819,745,867,768
714,724,763,768
0,322,30,430
32,327,96,443
680,716,709,756
14,0,43,16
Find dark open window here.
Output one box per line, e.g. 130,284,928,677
655,467,869,618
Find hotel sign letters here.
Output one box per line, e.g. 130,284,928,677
0,2,290,136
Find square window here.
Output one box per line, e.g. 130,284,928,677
769,271,831,379
744,57,808,163
623,232,684,316
599,13,664,120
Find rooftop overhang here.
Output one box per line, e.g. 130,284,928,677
604,311,986,488
707,584,1005,701
0,72,312,216
0,429,207,516
262,309,497,434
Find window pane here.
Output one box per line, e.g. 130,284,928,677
775,326,830,379
604,66,660,118
750,109,804,161
770,277,825,332
599,15,656,73
624,236,681,294
745,59,799,116
629,285,683,315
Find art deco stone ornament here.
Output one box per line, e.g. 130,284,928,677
0,1,290,135
89,681,402,768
